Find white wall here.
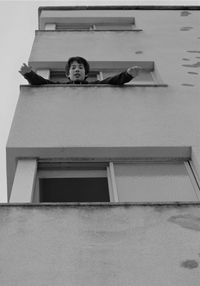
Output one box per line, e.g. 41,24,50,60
6,8,200,198
7,85,200,148
0,204,200,286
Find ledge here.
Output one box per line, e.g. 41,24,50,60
39,6,200,13
20,83,168,88
1,202,200,207
37,29,143,32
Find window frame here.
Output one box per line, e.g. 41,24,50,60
33,163,115,203
48,61,167,87
32,159,200,203
44,17,142,32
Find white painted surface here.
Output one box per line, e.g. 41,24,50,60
0,204,200,286
6,8,200,197
7,86,200,147
9,159,37,202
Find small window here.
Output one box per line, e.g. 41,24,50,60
49,62,166,86
56,23,93,31
45,17,141,31
49,61,165,86
55,22,139,31
114,162,200,202
33,160,200,203
94,23,135,31
33,165,114,203
40,177,109,202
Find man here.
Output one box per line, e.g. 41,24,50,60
19,56,142,85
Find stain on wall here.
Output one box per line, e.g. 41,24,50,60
181,84,195,87
188,72,198,75
168,214,200,231
180,27,193,31
182,62,200,68
187,51,200,54
135,51,143,54
182,58,190,61
180,260,199,269
180,11,191,17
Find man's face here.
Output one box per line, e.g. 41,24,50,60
68,61,86,82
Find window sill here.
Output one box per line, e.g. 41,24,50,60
21,83,168,88
2,202,200,207
38,29,143,32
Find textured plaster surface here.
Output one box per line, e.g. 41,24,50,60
7,85,200,148
0,204,200,286
30,10,200,88
7,9,200,196
8,9,200,149
6,9,200,196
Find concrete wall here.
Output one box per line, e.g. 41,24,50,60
6,83,200,196
6,8,200,197
30,10,200,90
0,204,200,286
5,8,200,285
7,85,200,148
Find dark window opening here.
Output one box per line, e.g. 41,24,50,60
39,177,109,202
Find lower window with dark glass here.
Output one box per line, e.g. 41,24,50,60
39,177,109,202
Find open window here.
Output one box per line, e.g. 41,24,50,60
49,61,166,86
44,17,142,31
56,23,93,31
33,160,200,203
33,163,114,203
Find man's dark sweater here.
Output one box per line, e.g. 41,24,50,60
24,70,133,85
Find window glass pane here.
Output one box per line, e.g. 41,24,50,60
95,24,133,30
114,163,198,202
40,177,109,202
56,23,92,30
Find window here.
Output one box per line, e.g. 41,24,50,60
94,23,135,31
114,162,200,202
49,61,166,86
56,23,93,31
33,163,114,203
33,160,200,203
40,177,109,202
45,17,142,31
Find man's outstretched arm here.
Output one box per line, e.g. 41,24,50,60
19,63,54,85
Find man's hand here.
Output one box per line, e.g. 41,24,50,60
127,66,143,78
19,63,32,75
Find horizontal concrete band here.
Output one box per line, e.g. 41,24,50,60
1,202,200,207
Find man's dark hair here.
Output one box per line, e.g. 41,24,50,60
65,56,90,75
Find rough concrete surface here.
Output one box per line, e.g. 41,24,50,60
0,204,200,286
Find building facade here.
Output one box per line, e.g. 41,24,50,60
3,6,200,285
